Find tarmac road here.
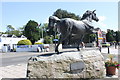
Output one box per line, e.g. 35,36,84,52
1,46,119,67
0,46,119,79
0,52,43,67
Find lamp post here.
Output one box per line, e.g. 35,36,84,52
41,26,45,39
41,26,43,39
38,23,41,39
108,46,110,54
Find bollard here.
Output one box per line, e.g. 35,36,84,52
108,46,109,54
115,43,117,49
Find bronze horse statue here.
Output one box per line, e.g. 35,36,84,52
47,10,99,53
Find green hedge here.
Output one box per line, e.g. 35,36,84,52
34,42,43,45
17,39,32,45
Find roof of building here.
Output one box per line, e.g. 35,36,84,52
17,35,26,38
0,34,26,38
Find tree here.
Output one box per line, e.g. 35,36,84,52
7,25,15,32
40,23,48,38
53,9,81,20
44,36,53,44
6,25,15,35
5,25,24,36
18,26,25,36
115,31,120,42
89,34,96,42
12,30,21,36
24,20,41,44
106,30,115,42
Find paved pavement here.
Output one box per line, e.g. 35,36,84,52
0,46,119,79
101,46,119,55
0,63,27,79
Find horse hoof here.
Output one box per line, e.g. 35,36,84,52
55,50,59,54
77,49,80,51
56,51,59,54
56,52,60,54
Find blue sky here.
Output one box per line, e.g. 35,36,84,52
1,2,118,32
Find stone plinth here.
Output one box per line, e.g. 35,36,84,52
27,50,105,78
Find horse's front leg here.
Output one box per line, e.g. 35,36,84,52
55,35,62,54
55,42,60,53
55,34,70,54
77,35,84,51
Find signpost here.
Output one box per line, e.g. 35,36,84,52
70,61,85,74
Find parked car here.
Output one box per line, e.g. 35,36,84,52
101,42,110,47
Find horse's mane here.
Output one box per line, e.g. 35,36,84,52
49,16,60,21
80,10,93,20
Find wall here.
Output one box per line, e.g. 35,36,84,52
16,44,62,52
16,45,38,52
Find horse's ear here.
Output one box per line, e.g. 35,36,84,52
92,10,96,13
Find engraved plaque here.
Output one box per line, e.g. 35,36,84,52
70,61,85,74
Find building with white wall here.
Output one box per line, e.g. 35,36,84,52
0,34,27,52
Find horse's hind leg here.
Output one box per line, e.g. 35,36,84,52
77,40,81,51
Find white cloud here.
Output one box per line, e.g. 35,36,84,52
98,22,107,27
94,16,117,31
44,17,49,23
97,16,107,28
98,16,106,22
93,16,107,31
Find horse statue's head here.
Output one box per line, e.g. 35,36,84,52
81,10,99,22
47,16,60,33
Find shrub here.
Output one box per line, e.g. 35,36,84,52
44,36,53,44
34,42,44,45
17,39,32,45
105,54,120,69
